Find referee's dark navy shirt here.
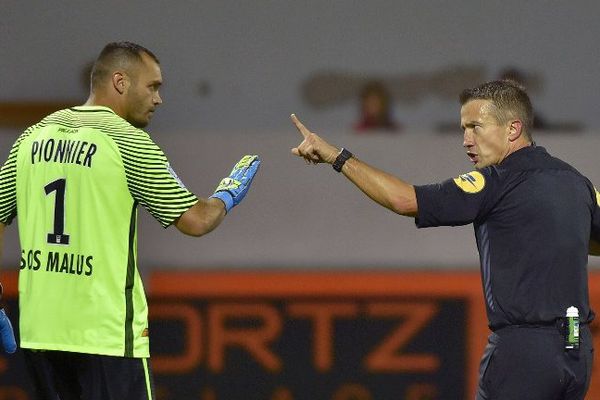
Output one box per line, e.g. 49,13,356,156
415,145,600,330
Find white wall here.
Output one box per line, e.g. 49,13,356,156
1,1,600,132
2,126,600,270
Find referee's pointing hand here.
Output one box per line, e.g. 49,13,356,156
291,114,338,165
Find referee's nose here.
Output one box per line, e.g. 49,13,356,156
463,128,474,148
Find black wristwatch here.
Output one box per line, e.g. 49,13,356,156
332,148,353,172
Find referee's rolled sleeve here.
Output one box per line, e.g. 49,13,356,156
414,183,445,228
414,176,488,228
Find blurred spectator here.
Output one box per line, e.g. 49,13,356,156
354,81,400,133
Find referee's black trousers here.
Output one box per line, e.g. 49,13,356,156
476,324,593,400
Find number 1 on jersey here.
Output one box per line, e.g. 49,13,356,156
45,178,70,245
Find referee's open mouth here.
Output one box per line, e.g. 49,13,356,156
467,151,478,164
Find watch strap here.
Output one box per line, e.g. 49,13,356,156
332,148,353,172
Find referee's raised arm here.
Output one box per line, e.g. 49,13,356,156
290,113,417,216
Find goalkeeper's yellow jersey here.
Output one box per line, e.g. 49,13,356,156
0,106,198,358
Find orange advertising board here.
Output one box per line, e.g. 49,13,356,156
1,270,600,399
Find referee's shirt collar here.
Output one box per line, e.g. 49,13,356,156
498,143,545,168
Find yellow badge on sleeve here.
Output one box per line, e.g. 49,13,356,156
453,171,486,194
595,188,600,206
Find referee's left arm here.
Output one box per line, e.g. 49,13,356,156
290,114,417,217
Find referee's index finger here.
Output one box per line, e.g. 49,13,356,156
291,114,310,138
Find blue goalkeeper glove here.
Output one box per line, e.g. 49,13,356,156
0,283,16,354
210,155,261,213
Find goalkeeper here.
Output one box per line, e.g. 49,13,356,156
0,41,259,400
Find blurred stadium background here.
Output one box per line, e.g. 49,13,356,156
2,2,600,399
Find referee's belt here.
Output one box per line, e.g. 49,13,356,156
493,318,588,332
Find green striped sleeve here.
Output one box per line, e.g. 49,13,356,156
0,127,36,224
108,126,198,227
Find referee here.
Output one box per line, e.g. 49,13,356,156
291,80,598,400
0,42,259,400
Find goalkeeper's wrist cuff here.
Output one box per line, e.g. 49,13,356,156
210,192,233,213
